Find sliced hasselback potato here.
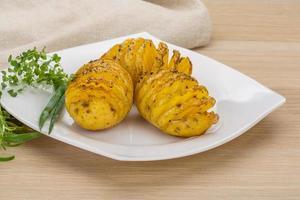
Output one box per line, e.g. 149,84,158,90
135,70,218,137
65,59,133,130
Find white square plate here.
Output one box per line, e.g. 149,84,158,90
0,32,285,161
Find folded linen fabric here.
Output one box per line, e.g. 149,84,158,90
0,0,211,66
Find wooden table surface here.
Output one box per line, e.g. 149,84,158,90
1,1,300,199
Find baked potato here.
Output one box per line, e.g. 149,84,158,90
135,70,218,137
65,59,133,130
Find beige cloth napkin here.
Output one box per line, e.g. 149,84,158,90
0,0,211,66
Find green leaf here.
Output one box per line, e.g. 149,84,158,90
0,155,15,162
38,83,66,130
52,54,61,63
10,60,19,68
5,143,22,147
41,52,47,60
48,94,65,134
1,82,7,89
4,132,41,143
40,62,49,71
8,55,12,62
7,89,17,97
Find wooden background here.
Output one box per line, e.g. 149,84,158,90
1,1,300,199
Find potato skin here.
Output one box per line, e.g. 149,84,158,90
65,59,133,130
135,70,218,137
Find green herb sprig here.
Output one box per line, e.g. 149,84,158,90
1,47,71,134
0,106,41,161
0,47,71,161
1,47,69,97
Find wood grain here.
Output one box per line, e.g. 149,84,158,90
1,1,300,199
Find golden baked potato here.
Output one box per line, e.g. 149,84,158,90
135,70,218,137
65,59,133,130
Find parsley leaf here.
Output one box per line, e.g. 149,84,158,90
1,47,70,96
